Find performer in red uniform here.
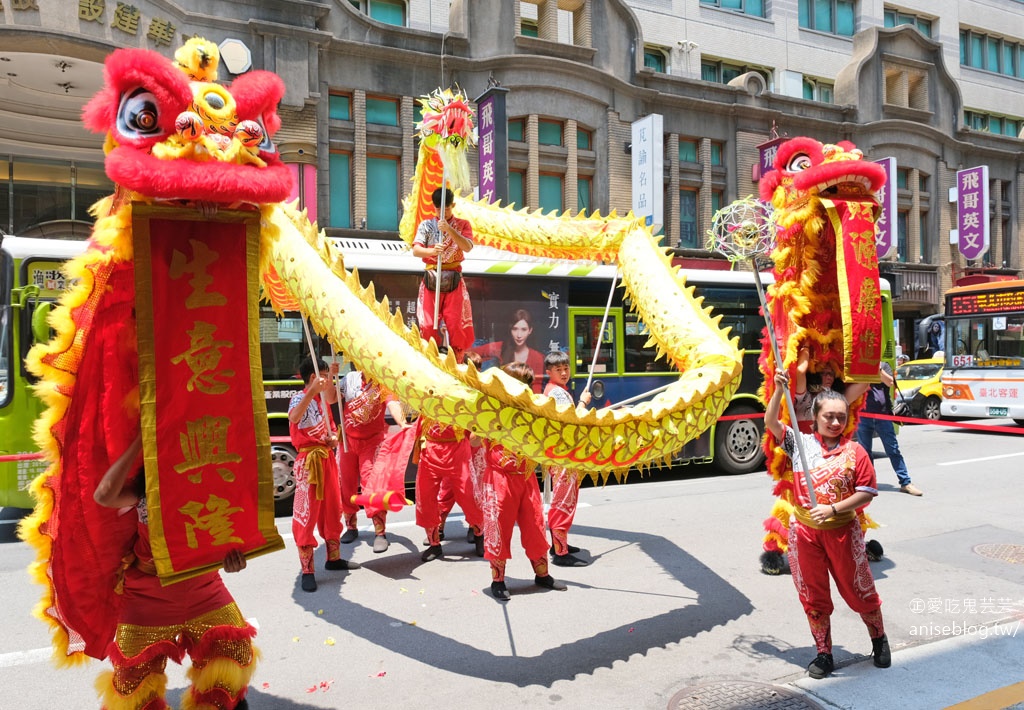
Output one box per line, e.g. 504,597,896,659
93,435,256,710
288,358,358,593
541,350,591,567
765,372,891,679
479,362,567,601
415,416,484,561
339,369,409,553
412,187,474,360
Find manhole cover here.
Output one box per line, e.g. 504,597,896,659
973,543,1024,565
668,681,823,709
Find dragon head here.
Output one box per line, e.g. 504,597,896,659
759,136,885,205
415,87,476,191
83,38,292,205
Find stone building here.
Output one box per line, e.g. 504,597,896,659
1,0,1021,352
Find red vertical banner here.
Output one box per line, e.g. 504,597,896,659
134,205,284,584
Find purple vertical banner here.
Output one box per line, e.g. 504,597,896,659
755,136,785,180
474,86,508,205
873,157,896,259
956,165,990,261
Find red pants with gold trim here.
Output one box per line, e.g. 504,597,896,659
292,449,342,555
416,438,481,537
546,466,581,554
788,519,884,653
416,280,474,356
482,469,548,563
340,432,388,533
98,568,256,710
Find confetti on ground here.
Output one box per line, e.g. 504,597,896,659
292,637,300,643
470,589,478,595
409,621,417,626
317,609,324,615
400,587,408,593
372,671,387,678
628,627,634,633
261,682,270,690
418,589,425,595
324,637,335,646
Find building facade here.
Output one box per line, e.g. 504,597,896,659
1,0,1022,353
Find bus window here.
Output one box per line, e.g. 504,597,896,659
573,312,619,375
623,312,675,373
0,306,10,408
258,307,306,380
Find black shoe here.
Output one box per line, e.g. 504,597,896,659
534,575,567,591
325,558,360,571
235,698,249,710
490,581,510,601
421,545,443,562
549,544,581,555
300,573,317,592
807,652,834,679
467,529,476,543
340,529,359,544
872,635,891,668
865,540,884,562
552,553,589,567
474,535,485,558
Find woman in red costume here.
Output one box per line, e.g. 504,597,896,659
765,371,890,680
473,309,545,393
93,434,256,710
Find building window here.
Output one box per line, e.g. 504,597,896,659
349,0,406,25
896,168,908,190
883,62,929,111
965,110,1022,137
366,156,399,230
538,120,563,146
712,190,724,215
521,19,539,37
710,142,723,166
508,118,525,142
366,96,398,126
699,0,765,17
678,139,698,163
701,60,771,86
577,128,592,151
799,0,856,37
896,210,908,263
329,152,352,228
960,30,1024,78
644,46,668,73
538,173,564,214
883,9,932,38
920,212,931,263
329,94,351,121
803,77,834,103
679,188,700,249
577,176,592,214
509,170,525,208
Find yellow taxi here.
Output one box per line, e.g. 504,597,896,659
895,356,944,420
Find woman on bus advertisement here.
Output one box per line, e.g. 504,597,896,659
472,308,546,392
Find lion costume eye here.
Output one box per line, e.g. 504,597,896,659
786,153,812,172
117,88,163,139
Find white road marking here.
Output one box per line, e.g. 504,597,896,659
0,647,53,668
936,451,1024,467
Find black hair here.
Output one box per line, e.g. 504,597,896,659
811,388,848,420
431,187,455,209
544,350,570,370
298,356,327,385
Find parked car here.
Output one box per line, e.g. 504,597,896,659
895,356,944,420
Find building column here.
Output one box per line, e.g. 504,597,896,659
353,89,367,228
401,95,415,199
699,138,713,245
572,1,592,48
909,167,921,263
667,133,680,248
538,0,558,41
526,114,539,209
564,119,578,214
992,179,1003,267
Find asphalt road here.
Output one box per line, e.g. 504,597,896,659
1,418,1022,709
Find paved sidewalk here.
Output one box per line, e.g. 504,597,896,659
789,620,1024,709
